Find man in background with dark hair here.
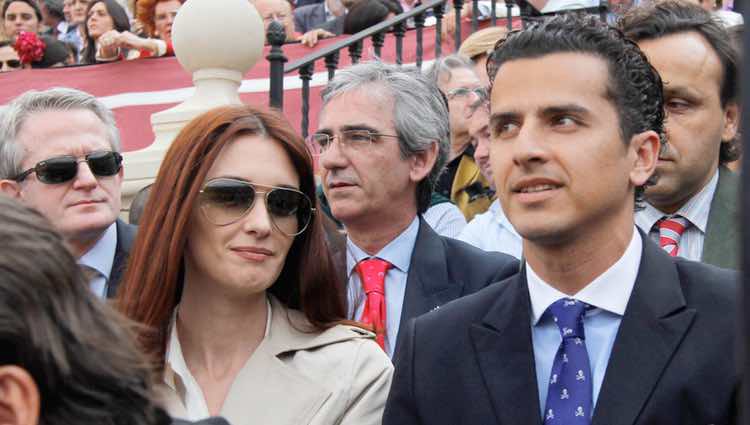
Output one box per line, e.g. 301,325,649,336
0,195,228,425
384,13,738,425
621,0,741,269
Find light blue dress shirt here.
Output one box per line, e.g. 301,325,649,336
457,199,523,259
527,228,642,419
346,217,419,358
78,222,117,298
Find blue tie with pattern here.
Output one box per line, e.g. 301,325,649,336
543,298,593,424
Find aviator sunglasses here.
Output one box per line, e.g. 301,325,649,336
14,151,123,184
198,178,315,237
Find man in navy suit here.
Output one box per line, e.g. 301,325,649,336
313,61,519,360
384,13,738,425
0,87,135,299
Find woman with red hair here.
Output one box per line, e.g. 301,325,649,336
117,105,392,425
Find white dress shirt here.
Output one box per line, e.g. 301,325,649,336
164,298,272,421
528,227,642,418
346,217,419,358
457,199,523,259
422,202,467,238
78,222,117,298
636,170,718,262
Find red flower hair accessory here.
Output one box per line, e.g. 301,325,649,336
13,31,46,65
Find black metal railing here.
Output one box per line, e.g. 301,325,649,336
268,0,609,137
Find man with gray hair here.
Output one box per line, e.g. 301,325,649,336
0,87,135,299
426,54,494,222
311,61,518,360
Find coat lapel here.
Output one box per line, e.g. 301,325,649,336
592,235,696,425
107,219,137,298
469,269,542,425
395,219,464,353
702,166,740,269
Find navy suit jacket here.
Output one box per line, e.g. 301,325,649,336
362,217,520,359
293,3,345,34
106,218,137,298
384,232,739,425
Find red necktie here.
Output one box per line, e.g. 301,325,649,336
657,215,689,257
355,258,391,350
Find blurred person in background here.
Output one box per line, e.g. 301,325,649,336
0,39,22,71
457,100,522,258
117,105,392,425
3,0,41,39
294,0,359,47
458,26,508,87
252,0,299,43
134,0,182,56
426,54,494,222
342,0,401,35
38,0,65,38
79,0,131,63
59,0,83,55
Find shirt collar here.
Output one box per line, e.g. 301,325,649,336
78,222,117,281
527,226,642,325
491,199,521,239
346,216,420,276
637,169,718,234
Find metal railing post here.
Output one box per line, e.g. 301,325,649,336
266,21,287,110
453,0,464,50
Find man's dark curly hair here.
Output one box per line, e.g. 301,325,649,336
486,13,665,207
619,0,740,164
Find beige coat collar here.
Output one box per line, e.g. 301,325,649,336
163,296,373,425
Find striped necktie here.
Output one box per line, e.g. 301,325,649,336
657,216,689,257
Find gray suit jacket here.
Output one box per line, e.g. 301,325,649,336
293,3,345,34
702,166,739,269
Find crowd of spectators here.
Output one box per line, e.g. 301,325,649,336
0,0,742,72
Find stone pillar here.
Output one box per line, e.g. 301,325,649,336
121,0,265,213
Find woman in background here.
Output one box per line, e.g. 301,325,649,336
117,105,392,425
79,0,130,63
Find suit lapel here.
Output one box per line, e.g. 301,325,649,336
469,269,542,425
395,219,464,353
702,166,739,269
107,219,136,298
592,235,696,425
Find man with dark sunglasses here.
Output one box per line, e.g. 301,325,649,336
0,40,22,73
0,87,136,299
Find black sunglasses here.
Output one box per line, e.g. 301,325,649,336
1,59,21,69
198,178,315,236
14,151,123,184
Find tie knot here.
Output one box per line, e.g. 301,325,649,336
546,298,588,340
657,215,689,256
79,264,100,282
356,258,391,294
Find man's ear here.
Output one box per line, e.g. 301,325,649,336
409,141,439,183
721,101,740,142
629,130,660,188
0,365,40,425
0,180,22,199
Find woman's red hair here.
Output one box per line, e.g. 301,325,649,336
135,0,185,37
116,105,346,365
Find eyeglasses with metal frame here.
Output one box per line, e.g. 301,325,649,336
198,178,316,237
